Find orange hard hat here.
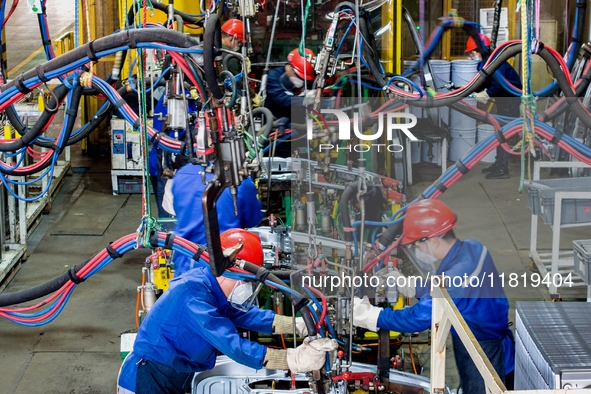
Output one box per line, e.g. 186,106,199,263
465,34,491,53
287,48,315,81
221,19,245,42
220,229,264,266
400,199,458,246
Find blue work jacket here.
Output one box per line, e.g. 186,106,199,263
264,66,305,120
171,163,263,275
118,267,276,392
377,239,515,373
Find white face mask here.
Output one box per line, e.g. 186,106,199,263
289,76,304,88
404,239,439,276
228,281,253,306
414,247,438,274
470,54,482,64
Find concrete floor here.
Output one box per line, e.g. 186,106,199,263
1,1,590,393
5,0,74,77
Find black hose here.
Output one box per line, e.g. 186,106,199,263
357,13,387,88
335,1,356,12
542,61,591,121
1,29,197,96
339,182,358,243
402,6,423,56
489,0,503,52
571,0,587,69
0,84,84,176
3,85,68,152
218,70,237,107
376,220,403,250
203,14,224,101
250,107,275,148
538,46,591,129
0,258,91,307
241,261,318,338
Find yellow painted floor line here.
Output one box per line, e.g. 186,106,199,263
7,46,44,78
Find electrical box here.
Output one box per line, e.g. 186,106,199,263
479,8,508,29
110,118,142,171
482,27,509,45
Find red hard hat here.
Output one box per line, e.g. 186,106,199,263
221,19,245,42
400,199,458,245
220,229,264,267
287,48,315,81
465,34,491,53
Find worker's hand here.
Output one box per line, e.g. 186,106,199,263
302,89,318,106
272,315,308,337
252,93,263,108
245,57,252,74
352,296,382,332
287,337,338,373
474,90,490,104
376,267,416,299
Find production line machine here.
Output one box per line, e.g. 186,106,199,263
2,0,591,393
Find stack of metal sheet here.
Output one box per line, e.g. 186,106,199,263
515,302,591,389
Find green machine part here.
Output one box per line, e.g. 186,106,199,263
283,193,292,227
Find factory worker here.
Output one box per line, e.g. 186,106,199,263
221,19,246,76
264,48,318,121
118,229,337,394
220,19,259,106
465,33,522,180
352,199,514,393
171,163,263,276
149,96,191,219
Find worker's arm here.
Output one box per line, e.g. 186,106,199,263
488,62,522,97
265,69,305,110
226,56,242,76
238,178,263,228
376,297,433,334
222,304,276,334
185,294,269,369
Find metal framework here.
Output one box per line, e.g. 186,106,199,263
430,284,591,394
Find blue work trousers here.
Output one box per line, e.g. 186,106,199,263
136,358,194,394
453,337,505,394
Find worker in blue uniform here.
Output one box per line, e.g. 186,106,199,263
149,95,194,218
466,34,523,180
264,48,317,123
353,199,514,393
171,163,263,276
117,229,337,394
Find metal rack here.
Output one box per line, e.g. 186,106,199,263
529,161,591,300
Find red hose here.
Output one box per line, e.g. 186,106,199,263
304,285,327,332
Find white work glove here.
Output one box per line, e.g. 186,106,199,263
474,89,490,104
287,338,337,373
273,315,308,337
295,317,308,337
263,338,337,372
376,266,416,299
352,296,382,332
302,89,318,106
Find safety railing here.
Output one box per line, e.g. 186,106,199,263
430,284,591,394
54,31,75,56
